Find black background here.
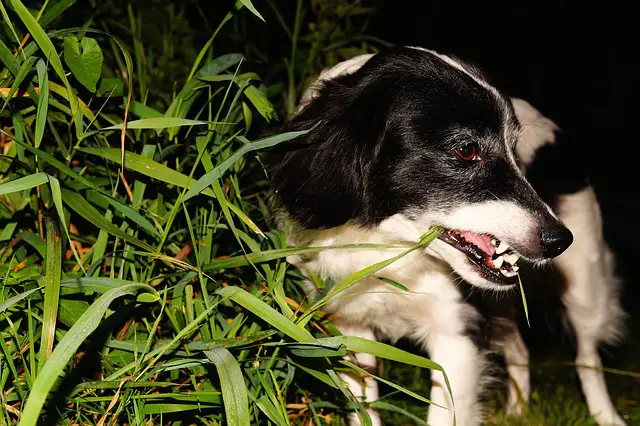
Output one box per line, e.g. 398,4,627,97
370,1,639,306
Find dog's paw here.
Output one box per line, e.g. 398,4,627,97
504,401,526,416
592,410,626,426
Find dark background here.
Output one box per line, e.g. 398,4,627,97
368,1,639,306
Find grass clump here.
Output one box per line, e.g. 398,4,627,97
0,1,443,424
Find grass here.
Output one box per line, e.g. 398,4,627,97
0,0,637,424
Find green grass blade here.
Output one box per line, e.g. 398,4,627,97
517,274,530,327
77,147,216,197
48,175,85,272
321,336,443,372
17,231,46,257
0,172,48,195
183,129,311,200
17,283,158,426
320,335,454,417
217,286,315,343
341,360,439,407
298,227,442,325
100,117,209,131
1,56,37,112
370,401,429,426
61,277,146,293
61,188,153,251
97,192,160,238
204,348,250,426
238,0,265,21
200,244,398,272
38,216,62,372
39,0,77,27
0,287,42,314
327,368,372,426
9,0,79,134
256,395,288,426
34,59,49,148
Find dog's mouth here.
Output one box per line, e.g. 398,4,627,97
438,229,520,286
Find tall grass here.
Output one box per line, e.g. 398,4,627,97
0,1,447,424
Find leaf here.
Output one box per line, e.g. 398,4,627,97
204,348,250,426
48,175,84,271
61,277,148,294
227,202,264,237
319,336,443,372
370,401,429,426
184,129,311,200
9,0,80,135
320,335,454,412
244,85,277,121
1,56,37,111
517,274,530,327
63,36,103,92
16,231,46,257
38,217,62,371
100,117,209,131
238,0,265,21
34,59,49,148
341,360,439,407
217,286,315,343
61,189,153,251
0,173,48,195
0,222,17,241
57,299,90,327
96,192,160,238
0,288,41,314
281,341,346,358
96,77,124,97
77,147,216,197
256,396,288,426
17,283,158,426
377,277,411,292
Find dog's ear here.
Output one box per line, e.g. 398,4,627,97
268,78,385,229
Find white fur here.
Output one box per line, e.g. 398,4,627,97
337,323,382,426
285,51,625,426
297,54,374,111
507,100,626,425
511,98,560,167
553,188,625,425
502,326,530,414
287,218,484,426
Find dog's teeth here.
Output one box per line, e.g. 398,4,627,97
512,265,520,272
503,253,520,265
496,241,509,254
491,238,497,247
500,268,516,277
492,256,504,268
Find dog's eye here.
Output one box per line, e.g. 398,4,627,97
455,143,481,162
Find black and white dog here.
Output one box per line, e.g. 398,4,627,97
268,47,625,425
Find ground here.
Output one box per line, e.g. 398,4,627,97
379,324,639,425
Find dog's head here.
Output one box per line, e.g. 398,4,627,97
269,47,572,290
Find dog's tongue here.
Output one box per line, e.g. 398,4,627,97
459,231,495,256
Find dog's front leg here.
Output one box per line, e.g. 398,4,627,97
425,332,484,426
336,322,382,426
503,325,530,414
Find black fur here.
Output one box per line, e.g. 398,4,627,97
525,130,589,211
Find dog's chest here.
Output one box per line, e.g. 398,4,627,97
292,226,471,341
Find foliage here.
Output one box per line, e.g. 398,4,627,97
0,0,450,424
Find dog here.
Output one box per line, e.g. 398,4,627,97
268,47,625,425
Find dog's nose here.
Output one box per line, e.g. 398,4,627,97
540,226,573,258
